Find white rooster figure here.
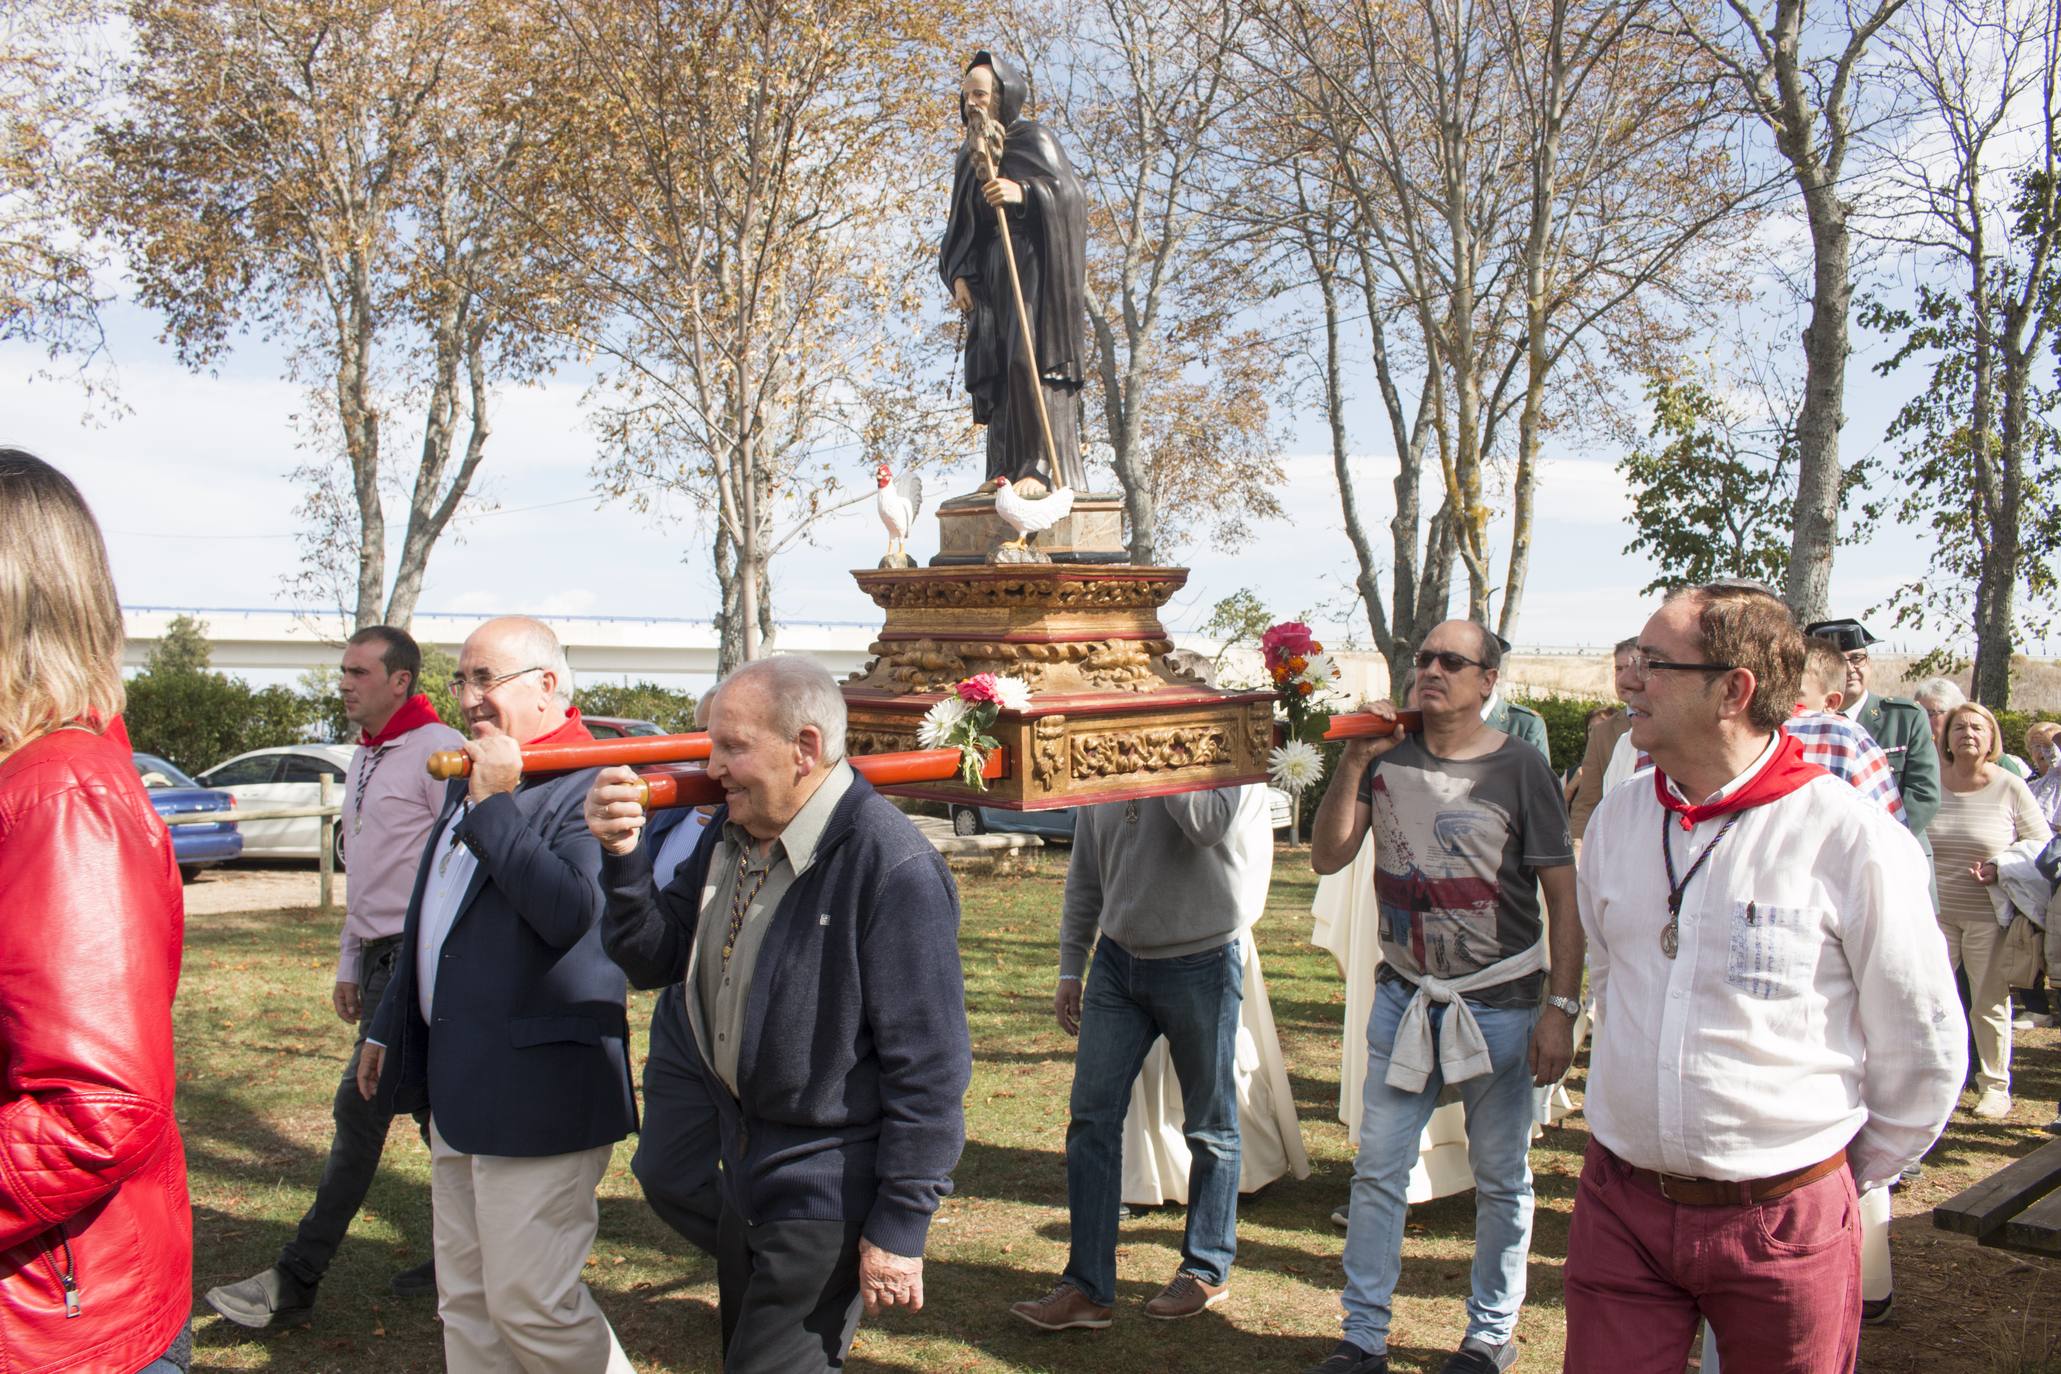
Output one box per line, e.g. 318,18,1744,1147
991,475,1076,553
875,463,922,563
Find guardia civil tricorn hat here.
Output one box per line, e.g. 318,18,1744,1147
1804,619,1879,652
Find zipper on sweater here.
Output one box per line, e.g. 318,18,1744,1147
39,1224,80,1317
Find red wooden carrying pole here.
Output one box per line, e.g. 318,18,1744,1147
426,731,711,781
632,747,1006,810
1319,709,1422,741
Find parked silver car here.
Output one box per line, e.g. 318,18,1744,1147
200,744,355,867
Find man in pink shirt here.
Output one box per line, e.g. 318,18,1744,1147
207,626,465,1329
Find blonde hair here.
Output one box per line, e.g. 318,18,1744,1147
0,452,126,754
1939,701,2003,765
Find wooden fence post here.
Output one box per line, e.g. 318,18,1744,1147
318,774,335,916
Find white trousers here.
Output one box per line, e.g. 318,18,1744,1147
429,1119,634,1374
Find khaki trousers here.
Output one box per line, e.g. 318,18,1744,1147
1941,909,2012,1094
429,1119,633,1374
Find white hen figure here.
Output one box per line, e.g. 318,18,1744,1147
875,463,922,559
991,475,1075,551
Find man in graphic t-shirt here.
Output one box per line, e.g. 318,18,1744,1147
1300,621,1581,1374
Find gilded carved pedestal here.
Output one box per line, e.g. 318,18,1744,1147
842,565,1274,810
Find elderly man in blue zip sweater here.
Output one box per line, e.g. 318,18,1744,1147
584,656,970,1374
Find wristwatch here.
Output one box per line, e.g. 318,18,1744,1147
1543,994,1582,1018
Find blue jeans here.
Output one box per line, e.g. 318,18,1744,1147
1062,936,1244,1307
1341,977,1540,1354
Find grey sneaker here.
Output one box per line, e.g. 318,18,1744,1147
204,1266,317,1330
1440,1336,1518,1373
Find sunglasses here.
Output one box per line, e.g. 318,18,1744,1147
1627,650,1736,677
1413,649,1487,673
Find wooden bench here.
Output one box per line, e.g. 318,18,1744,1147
1934,1136,2061,1255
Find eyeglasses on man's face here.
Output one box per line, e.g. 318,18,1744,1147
448,665,546,699
1413,648,1487,674
1626,648,1736,678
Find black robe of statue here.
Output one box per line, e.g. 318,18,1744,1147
939,51,1089,492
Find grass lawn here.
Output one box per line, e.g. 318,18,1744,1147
181,853,2061,1373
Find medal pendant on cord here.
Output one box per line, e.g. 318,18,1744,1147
1659,809,1739,963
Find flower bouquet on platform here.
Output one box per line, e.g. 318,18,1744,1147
1261,621,1339,795
918,673,1032,789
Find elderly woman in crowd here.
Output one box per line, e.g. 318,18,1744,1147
1917,677,2030,778
2027,721,2061,827
0,451,193,1372
1933,700,2053,1119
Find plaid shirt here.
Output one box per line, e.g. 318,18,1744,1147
1629,711,1904,819
1782,710,1904,819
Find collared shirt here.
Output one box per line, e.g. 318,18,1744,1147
414,800,477,1024
651,809,711,890
1782,711,1903,818
1843,690,1871,719
1578,737,1964,1189
338,719,466,982
689,762,855,1097
1619,716,1904,818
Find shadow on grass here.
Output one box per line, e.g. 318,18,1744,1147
847,1256,1395,1374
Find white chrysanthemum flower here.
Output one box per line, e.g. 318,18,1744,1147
1269,739,1325,793
991,675,1033,713
918,696,971,749
1301,652,1339,687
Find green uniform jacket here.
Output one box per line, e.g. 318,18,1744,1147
1855,693,1942,837
1486,697,1552,764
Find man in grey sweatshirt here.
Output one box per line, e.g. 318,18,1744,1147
1009,784,1273,1332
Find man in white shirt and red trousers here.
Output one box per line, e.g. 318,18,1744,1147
1566,582,1965,1374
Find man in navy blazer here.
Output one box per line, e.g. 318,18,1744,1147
359,616,636,1374
585,655,970,1374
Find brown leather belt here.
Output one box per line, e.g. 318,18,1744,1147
1620,1147,1848,1206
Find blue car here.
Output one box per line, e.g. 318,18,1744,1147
949,804,1077,841
133,752,242,882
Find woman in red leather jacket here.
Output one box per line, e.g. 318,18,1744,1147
0,451,193,1373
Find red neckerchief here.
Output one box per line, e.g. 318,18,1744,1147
360,693,444,747
1653,730,1827,831
526,707,596,748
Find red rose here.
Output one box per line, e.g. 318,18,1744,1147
1261,620,1316,670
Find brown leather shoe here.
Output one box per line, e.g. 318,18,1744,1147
1144,1271,1228,1320
1010,1281,1113,1331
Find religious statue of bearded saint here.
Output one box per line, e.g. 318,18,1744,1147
940,51,1090,493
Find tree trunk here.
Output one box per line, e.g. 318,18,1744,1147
386,303,493,630
1500,0,1566,645
1967,233,2004,704
338,265,385,630
1783,193,1850,623
1314,253,1392,664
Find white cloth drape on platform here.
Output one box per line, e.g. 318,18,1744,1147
1120,932,1312,1204
1309,835,1585,1204
1119,816,1310,1207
